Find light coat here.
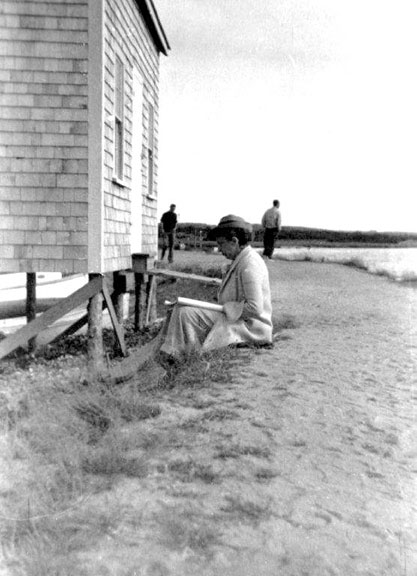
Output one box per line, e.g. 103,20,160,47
203,245,273,350
160,245,273,356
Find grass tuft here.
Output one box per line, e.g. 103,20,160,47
202,407,238,422
254,467,279,482
158,346,246,390
82,450,148,478
215,443,272,460
167,458,220,484
159,506,221,556
220,494,272,524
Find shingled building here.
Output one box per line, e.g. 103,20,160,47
0,0,169,275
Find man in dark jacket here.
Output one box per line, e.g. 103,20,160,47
160,204,177,263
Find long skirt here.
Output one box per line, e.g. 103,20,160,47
159,305,222,357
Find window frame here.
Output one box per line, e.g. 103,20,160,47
113,54,125,184
147,102,155,197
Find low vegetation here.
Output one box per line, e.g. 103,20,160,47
0,344,255,574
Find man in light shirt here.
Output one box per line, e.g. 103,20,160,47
261,199,281,259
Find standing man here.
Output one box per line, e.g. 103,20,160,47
160,204,177,263
261,199,281,259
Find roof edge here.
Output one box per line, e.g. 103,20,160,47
137,0,170,56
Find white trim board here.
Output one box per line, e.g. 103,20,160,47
87,0,105,273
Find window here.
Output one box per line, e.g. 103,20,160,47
147,103,154,196
114,55,124,181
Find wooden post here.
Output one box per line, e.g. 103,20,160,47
134,273,144,331
112,271,126,325
131,253,149,332
26,272,37,352
145,274,156,326
87,273,104,375
102,282,127,357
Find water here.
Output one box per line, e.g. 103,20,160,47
273,247,417,283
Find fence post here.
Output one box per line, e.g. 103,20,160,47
26,272,37,352
87,273,104,375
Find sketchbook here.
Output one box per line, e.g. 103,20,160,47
164,296,224,313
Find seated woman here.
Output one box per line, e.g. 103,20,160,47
158,214,273,358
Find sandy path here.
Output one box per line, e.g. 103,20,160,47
237,260,417,575
69,259,417,575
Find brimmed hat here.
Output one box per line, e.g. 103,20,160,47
211,214,253,237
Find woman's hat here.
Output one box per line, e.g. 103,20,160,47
211,214,253,237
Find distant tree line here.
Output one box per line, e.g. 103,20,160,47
169,223,417,247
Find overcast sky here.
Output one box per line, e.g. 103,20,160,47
154,0,416,232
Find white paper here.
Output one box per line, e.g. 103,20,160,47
164,297,224,313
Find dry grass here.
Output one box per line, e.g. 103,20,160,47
215,443,272,460
0,349,245,573
220,494,272,525
167,458,221,484
0,365,165,575
254,467,280,482
158,505,222,556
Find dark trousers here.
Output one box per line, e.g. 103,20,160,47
263,228,279,258
161,232,175,262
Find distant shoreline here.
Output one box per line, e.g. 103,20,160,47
187,240,417,252
266,240,417,249
173,223,417,250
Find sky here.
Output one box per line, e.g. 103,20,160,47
154,0,417,232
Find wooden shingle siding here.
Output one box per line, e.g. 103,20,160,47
0,0,88,274
1,0,166,275
102,0,161,272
